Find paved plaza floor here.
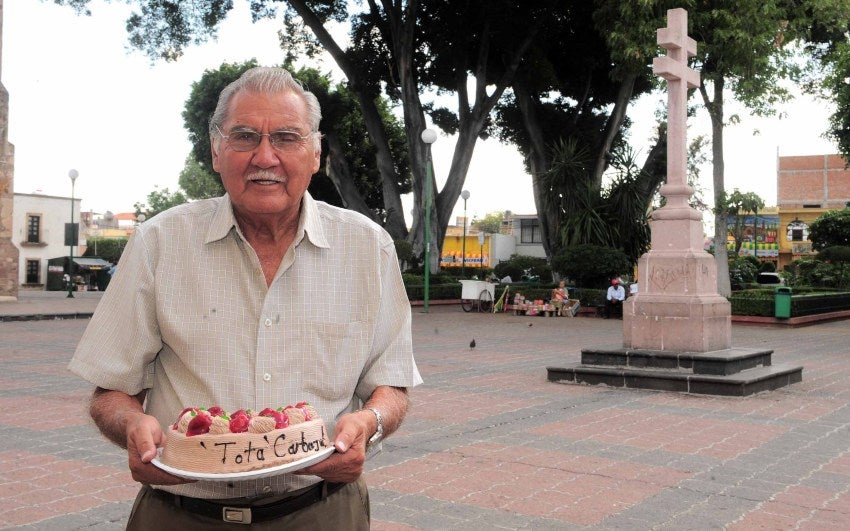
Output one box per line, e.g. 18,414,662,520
0,293,848,529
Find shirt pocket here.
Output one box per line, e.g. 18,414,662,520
277,320,370,404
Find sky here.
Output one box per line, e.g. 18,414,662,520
2,0,840,228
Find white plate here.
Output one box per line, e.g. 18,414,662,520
151,447,335,482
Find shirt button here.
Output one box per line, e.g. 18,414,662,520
262,485,272,493
264,318,272,327
263,373,272,382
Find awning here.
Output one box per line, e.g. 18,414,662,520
72,257,113,270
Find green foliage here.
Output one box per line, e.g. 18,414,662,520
808,209,850,251
81,238,128,264
394,240,415,270
473,212,505,235
179,157,225,199
134,186,187,219
551,244,631,288
818,245,850,263
817,246,850,289
759,261,776,273
492,255,551,283
785,258,850,289
179,61,411,223
728,291,775,317
404,283,462,302
541,140,654,266
729,256,758,283
720,189,766,256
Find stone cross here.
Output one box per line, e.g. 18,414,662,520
652,8,699,210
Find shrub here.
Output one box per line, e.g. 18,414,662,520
493,255,550,283
729,256,758,283
551,244,630,288
758,261,776,273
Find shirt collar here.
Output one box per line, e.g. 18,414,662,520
204,192,330,249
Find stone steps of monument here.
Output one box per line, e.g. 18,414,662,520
580,347,774,376
546,362,803,397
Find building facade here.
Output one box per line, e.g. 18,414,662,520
11,193,82,287
776,154,850,270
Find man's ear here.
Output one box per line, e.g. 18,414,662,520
211,137,221,172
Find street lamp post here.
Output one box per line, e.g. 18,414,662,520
478,231,486,270
421,128,437,313
461,190,470,278
67,169,79,298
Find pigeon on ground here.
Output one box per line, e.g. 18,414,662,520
469,338,476,349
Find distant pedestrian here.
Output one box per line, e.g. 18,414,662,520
604,278,626,319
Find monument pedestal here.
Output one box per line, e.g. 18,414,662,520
624,249,731,352
546,8,801,395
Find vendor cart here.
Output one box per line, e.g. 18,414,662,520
459,280,496,312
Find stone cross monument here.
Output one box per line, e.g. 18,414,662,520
623,8,731,352
0,0,20,301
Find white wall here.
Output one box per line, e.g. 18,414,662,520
489,233,516,266
12,193,82,286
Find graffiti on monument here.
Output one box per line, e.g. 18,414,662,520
649,262,709,290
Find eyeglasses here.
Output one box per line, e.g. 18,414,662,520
214,124,314,152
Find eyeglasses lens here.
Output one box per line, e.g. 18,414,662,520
226,130,306,152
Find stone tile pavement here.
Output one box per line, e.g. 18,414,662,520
0,292,848,529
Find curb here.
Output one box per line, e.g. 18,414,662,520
0,312,95,322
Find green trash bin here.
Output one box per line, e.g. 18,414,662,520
774,286,792,319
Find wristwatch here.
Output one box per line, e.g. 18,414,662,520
365,407,384,449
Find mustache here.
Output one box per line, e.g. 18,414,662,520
247,170,286,183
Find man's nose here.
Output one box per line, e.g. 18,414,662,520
251,136,281,167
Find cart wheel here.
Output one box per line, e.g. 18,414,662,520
461,299,474,312
478,289,493,313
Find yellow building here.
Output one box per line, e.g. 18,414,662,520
776,154,850,270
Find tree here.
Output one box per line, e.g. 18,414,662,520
134,186,187,219
723,189,766,257
473,212,505,235
808,208,850,250
178,156,224,199
689,0,850,296
493,1,669,259
180,61,411,222
82,237,128,264
54,0,560,274
816,245,850,289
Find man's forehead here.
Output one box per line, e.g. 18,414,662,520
226,90,309,125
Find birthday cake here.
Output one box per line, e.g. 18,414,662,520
159,403,331,474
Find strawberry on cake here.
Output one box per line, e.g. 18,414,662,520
159,403,331,474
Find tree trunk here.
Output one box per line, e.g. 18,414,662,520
513,80,555,258
591,72,638,190
324,133,379,222
700,77,731,297
287,0,407,240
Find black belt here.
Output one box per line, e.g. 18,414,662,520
158,481,345,524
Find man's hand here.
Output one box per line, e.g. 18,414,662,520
126,412,191,485
295,409,374,483
90,388,191,486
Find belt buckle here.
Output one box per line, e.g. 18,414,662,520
222,507,252,524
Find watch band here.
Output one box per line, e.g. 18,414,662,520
365,407,383,448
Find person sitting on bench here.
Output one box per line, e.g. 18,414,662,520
551,280,581,317
604,278,626,319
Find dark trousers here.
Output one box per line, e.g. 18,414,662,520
604,298,623,318
126,478,369,531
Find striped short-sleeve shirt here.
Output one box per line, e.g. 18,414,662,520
69,193,422,499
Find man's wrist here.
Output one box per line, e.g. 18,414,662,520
363,407,384,448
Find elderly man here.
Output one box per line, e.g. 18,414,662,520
604,278,626,319
69,67,422,530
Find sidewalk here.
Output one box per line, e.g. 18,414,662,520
0,290,103,321
1,297,848,529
